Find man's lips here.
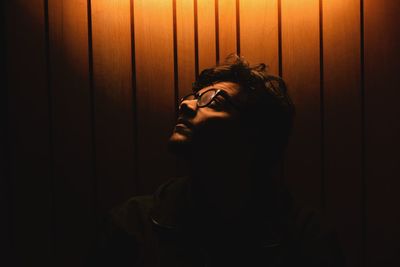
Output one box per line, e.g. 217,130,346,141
173,118,194,136
176,118,193,130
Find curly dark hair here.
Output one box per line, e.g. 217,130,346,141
193,54,295,162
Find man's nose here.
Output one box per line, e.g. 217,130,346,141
179,99,197,117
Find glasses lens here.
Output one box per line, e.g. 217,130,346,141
198,90,216,107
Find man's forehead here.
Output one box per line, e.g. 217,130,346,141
197,81,241,96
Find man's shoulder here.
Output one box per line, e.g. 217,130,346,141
268,187,345,266
91,194,161,266
115,195,155,215
283,202,346,266
108,195,154,235
108,177,186,234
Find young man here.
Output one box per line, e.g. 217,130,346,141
91,55,345,267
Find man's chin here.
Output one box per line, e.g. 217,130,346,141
167,132,193,157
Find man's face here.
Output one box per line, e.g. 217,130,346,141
168,81,244,156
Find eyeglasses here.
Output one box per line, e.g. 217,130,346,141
180,88,239,109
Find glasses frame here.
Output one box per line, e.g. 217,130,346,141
180,88,240,110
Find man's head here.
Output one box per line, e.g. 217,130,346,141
168,54,295,169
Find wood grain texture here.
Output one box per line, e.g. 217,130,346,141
323,1,363,266
0,0,10,262
218,0,237,61
240,0,279,75
5,0,52,265
198,0,217,70
176,0,195,99
364,1,400,266
281,0,322,210
47,0,94,266
134,0,176,194
175,0,196,178
91,0,136,212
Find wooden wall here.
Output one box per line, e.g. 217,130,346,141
3,0,399,266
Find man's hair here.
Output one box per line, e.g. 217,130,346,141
193,54,295,163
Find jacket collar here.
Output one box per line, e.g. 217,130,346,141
150,176,292,247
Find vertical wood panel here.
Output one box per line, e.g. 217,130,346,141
281,0,321,209
47,1,94,266
91,0,136,211
0,0,10,262
176,0,195,99
198,0,217,70
175,0,196,178
5,1,52,265
323,1,362,266
218,0,237,61
364,1,400,266
240,0,279,74
134,0,176,194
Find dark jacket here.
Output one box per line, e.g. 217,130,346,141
89,177,345,267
